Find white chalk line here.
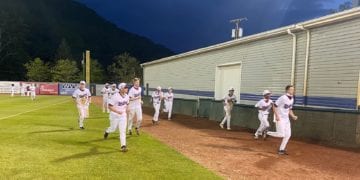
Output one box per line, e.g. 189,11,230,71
0,99,71,121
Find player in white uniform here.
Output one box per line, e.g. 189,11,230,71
127,78,143,135
109,84,119,99
30,84,36,100
266,85,298,155
104,83,129,152
254,90,273,139
219,87,237,130
151,86,163,125
72,81,92,129
10,84,15,97
163,87,174,120
101,83,111,113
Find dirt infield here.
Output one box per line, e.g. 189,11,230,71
92,97,360,179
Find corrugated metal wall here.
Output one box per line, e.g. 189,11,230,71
143,17,360,109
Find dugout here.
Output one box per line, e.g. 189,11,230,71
141,8,360,148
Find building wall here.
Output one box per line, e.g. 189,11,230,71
144,17,360,109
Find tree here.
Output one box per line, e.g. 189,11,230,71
52,59,80,82
107,53,142,83
90,59,106,83
55,38,72,60
24,57,51,82
330,1,352,13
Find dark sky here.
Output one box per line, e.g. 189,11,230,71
77,0,347,53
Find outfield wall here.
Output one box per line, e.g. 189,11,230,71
143,96,360,148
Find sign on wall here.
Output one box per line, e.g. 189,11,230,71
39,83,59,95
59,83,79,95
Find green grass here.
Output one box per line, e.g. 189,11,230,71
0,95,221,180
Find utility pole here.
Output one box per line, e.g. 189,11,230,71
230,17,247,39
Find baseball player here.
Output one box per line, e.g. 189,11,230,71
20,84,25,96
101,83,111,113
104,83,129,152
30,84,36,100
219,87,237,130
163,87,174,120
266,85,298,155
127,78,143,135
254,90,273,139
72,81,92,129
109,84,119,99
10,84,15,97
151,86,163,125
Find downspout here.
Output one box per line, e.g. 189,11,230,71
298,25,311,105
287,29,297,85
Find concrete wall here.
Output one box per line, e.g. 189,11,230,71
143,96,360,148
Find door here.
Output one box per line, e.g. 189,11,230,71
215,62,242,103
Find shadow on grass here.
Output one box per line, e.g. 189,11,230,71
52,147,119,163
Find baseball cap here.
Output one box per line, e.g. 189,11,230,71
229,87,235,91
105,83,109,86
80,81,86,85
263,90,272,96
118,83,128,89
157,86,162,91
111,83,116,87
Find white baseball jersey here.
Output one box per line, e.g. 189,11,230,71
72,88,91,105
255,99,274,115
151,91,163,104
275,94,294,120
108,93,129,118
30,86,36,93
11,86,15,92
164,92,174,102
223,94,237,107
109,88,119,99
101,87,111,99
128,86,142,109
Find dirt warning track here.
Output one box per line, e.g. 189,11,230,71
93,97,360,179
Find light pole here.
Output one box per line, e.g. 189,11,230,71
230,17,247,39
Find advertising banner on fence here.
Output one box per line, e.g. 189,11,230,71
0,81,21,94
96,84,105,96
21,82,40,95
59,83,79,95
39,83,59,95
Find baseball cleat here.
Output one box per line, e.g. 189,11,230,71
219,124,224,129
80,127,85,130
263,130,268,140
226,128,231,131
104,132,109,139
278,150,289,155
128,130,132,135
152,120,155,125
121,146,128,152
254,135,259,140
135,128,140,135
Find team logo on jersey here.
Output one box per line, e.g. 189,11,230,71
118,101,128,106
284,104,292,109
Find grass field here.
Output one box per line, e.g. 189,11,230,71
0,95,220,179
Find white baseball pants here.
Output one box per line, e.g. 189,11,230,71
255,113,270,136
102,97,109,113
220,106,232,129
31,92,36,100
153,103,160,121
77,104,86,127
11,90,15,97
267,119,291,151
163,101,173,119
106,115,127,147
127,107,143,130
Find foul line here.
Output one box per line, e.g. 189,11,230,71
0,99,71,121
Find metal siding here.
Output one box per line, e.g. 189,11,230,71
307,18,360,98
